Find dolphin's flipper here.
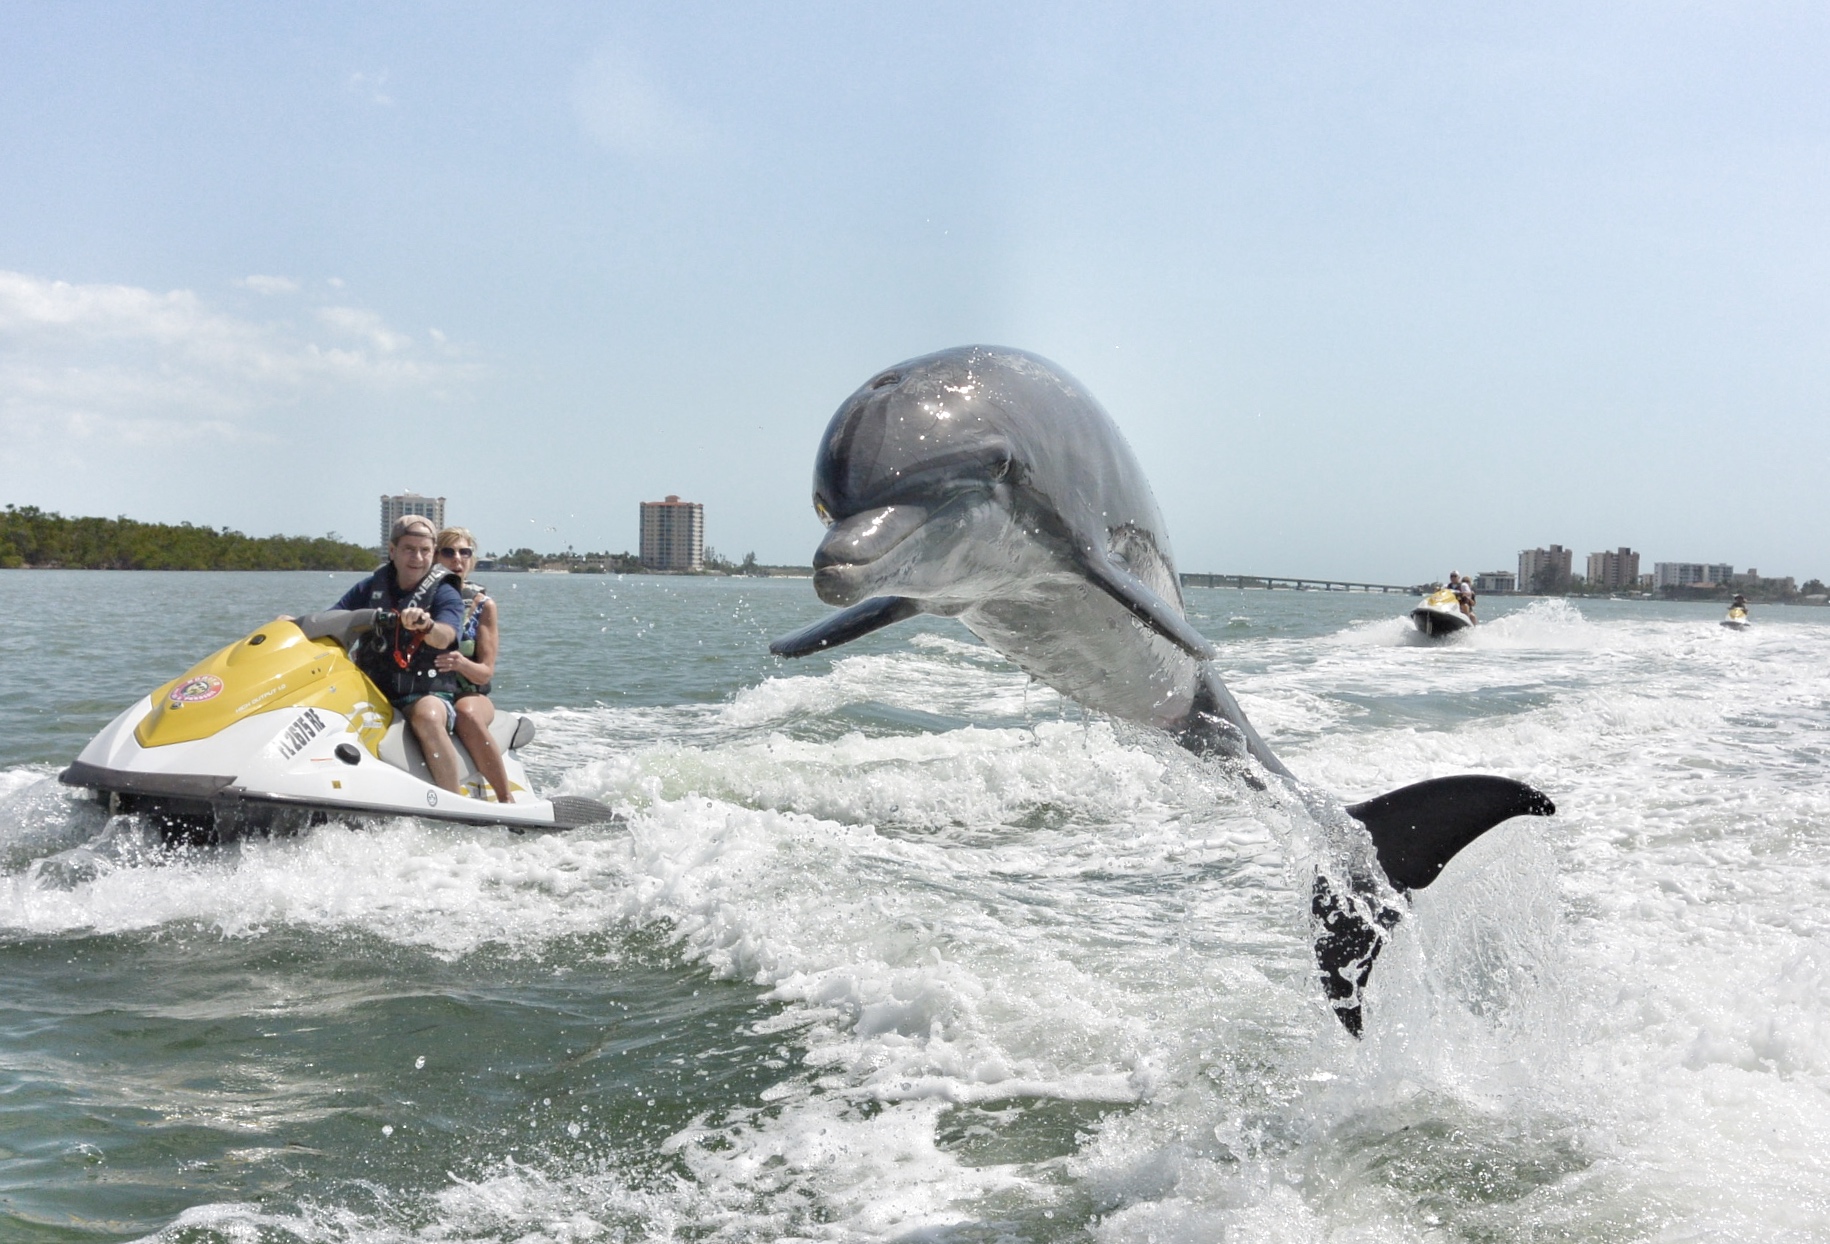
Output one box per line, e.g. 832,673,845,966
1080,554,1216,660
1347,774,1556,892
1313,774,1555,1036
770,596,922,658
1185,666,1294,779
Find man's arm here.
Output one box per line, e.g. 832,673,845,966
413,580,464,649
398,609,456,647
331,575,373,612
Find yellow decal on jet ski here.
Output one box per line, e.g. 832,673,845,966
1424,589,1461,608
348,700,389,754
136,619,394,753
459,778,527,800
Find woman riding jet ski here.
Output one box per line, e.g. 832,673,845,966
59,608,619,840
1722,594,1752,630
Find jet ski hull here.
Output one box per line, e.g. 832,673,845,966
1410,594,1472,637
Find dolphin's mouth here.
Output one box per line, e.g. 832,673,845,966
811,490,1030,610
813,504,932,605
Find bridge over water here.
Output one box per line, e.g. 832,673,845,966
1180,573,1424,594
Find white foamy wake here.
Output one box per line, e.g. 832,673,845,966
1254,608,1830,1242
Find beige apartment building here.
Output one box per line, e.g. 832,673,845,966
639,496,705,571
1586,547,1640,591
379,492,446,546
1518,544,1573,594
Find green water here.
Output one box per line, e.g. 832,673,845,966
3,571,1826,1241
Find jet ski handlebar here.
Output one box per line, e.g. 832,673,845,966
293,608,394,649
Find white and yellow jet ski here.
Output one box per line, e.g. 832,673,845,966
1721,605,1751,630
1410,588,1473,637
60,610,618,840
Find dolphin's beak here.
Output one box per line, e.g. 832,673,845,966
813,504,931,605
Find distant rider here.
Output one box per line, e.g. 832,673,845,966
332,515,465,793
1452,571,1477,623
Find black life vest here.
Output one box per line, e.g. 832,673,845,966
353,564,458,702
455,582,492,696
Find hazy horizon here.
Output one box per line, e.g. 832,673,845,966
4,4,1827,585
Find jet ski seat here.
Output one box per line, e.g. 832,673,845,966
379,712,536,786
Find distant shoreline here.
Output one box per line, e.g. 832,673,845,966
5,563,1817,600
2,506,823,576
1175,583,1827,606
1,505,375,572
0,563,818,578
477,564,814,578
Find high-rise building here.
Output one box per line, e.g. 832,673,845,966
1518,544,1573,594
1585,547,1641,591
640,496,705,571
380,492,446,546
1653,562,1734,589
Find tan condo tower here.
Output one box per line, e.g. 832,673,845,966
639,496,704,571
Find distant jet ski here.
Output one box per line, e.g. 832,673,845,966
60,610,618,841
1411,589,1473,637
1721,605,1751,630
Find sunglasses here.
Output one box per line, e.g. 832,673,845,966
438,546,475,558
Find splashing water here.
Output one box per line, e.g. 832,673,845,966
2,571,1827,1241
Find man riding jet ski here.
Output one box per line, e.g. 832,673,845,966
1722,594,1752,630
330,514,476,796
61,609,619,840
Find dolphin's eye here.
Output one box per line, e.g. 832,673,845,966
813,497,835,527
990,456,1011,482
870,372,901,390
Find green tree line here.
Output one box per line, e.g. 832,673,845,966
0,505,377,571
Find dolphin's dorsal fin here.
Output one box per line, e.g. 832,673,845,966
1347,775,1556,892
770,596,922,658
1080,554,1216,660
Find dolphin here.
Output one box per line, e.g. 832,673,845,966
769,345,1554,1036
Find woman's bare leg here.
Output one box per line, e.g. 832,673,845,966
454,695,514,802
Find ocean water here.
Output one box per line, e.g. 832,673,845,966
1,570,1827,1242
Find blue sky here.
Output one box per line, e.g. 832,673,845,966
3,3,1827,583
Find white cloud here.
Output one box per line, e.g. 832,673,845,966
427,326,462,358
348,70,394,107
317,305,412,354
241,274,300,296
571,48,704,156
0,270,474,447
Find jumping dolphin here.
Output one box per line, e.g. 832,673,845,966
770,345,1554,1036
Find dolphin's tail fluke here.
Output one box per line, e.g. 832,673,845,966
1314,774,1556,1035
1347,775,1556,892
